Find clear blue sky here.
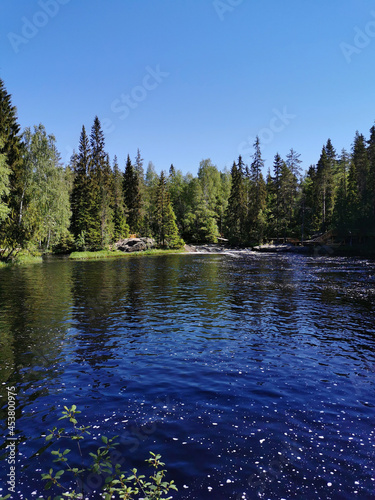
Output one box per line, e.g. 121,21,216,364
1,0,375,175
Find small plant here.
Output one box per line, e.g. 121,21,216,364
37,405,177,499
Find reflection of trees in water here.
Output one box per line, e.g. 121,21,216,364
71,258,149,366
0,261,72,415
70,255,229,364
225,255,301,334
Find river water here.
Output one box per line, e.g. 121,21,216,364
0,253,374,499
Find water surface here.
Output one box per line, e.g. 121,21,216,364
0,253,374,499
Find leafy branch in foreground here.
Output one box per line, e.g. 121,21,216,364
37,405,177,500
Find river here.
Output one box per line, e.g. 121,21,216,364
0,253,374,499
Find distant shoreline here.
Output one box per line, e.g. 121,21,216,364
1,243,374,267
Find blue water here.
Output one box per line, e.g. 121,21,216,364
0,253,374,499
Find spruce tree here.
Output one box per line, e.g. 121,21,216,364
300,166,318,239
70,125,91,246
367,125,375,226
332,149,351,236
0,78,26,253
123,155,142,234
248,137,266,242
349,131,371,235
0,142,10,223
249,136,264,206
134,148,145,183
352,132,370,215
87,116,111,248
225,158,247,245
316,143,335,231
155,171,183,248
142,161,159,237
272,153,284,237
279,162,297,239
112,155,129,240
168,165,187,236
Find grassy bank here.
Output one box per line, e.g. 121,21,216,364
0,251,43,267
69,248,186,260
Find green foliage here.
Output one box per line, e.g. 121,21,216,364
112,156,129,241
35,405,178,500
123,155,143,234
225,158,247,245
70,125,91,241
2,76,375,253
0,141,10,222
22,125,72,251
0,78,26,254
69,248,185,260
155,171,184,248
52,230,75,254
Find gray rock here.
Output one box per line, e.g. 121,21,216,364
115,237,155,252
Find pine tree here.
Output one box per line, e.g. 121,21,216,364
155,171,183,248
286,148,302,180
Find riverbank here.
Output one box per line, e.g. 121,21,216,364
69,247,186,260
253,242,375,258
0,252,43,267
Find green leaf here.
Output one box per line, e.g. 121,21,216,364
101,435,108,444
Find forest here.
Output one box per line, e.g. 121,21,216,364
1,77,375,261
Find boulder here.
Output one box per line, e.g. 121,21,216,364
115,237,155,252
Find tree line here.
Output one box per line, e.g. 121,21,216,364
1,78,374,260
